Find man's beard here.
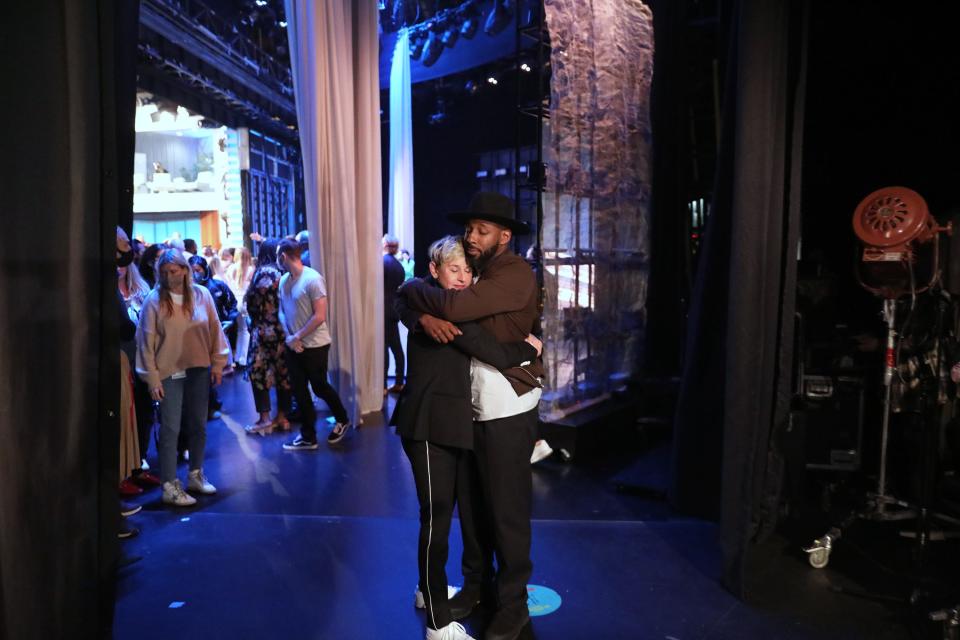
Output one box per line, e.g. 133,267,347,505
467,243,499,273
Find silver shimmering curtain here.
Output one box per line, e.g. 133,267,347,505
541,0,654,419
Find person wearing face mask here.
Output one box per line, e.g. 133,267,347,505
188,255,238,328
188,255,238,419
397,193,544,640
116,227,144,537
118,234,161,490
392,236,542,640
136,250,229,507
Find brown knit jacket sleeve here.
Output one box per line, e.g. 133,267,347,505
398,256,533,322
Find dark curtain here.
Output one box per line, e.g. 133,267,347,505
644,0,687,378
0,1,135,637
670,0,808,598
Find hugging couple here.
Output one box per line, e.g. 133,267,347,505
392,192,545,640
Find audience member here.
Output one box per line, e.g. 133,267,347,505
139,243,164,289
383,233,407,394
208,252,225,280
117,255,155,468
136,250,228,507
276,239,352,448
243,238,293,435
189,255,238,419
399,249,416,281
228,246,254,367
220,246,235,270
295,230,311,267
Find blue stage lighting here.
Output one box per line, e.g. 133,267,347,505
410,32,426,59
441,22,459,48
484,1,512,36
420,29,443,66
460,6,480,39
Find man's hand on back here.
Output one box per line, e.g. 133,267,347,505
420,314,462,344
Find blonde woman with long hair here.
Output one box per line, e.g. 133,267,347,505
118,260,150,319
227,246,255,366
136,249,229,507
208,252,225,280
227,246,254,296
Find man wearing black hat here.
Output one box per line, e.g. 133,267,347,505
397,192,543,640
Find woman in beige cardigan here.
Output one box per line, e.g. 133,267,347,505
136,249,229,507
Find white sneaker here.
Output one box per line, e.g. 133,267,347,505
187,469,217,495
531,439,554,464
162,480,197,507
415,585,460,608
425,622,475,640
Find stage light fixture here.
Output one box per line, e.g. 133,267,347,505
476,170,489,178
410,32,426,59
441,22,459,47
484,1,512,36
420,28,443,66
465,80,479,95
487,75,499,85
460,6,480,38
520,62,532,72
279,20,287,28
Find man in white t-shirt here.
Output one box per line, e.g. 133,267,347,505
276,239,351,448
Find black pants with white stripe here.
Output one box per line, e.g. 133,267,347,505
473,408,539,612
402,438,475,630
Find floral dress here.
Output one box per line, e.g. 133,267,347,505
244,265,291,392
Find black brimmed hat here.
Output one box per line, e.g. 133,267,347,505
447,191,531,235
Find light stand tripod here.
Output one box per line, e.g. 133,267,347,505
804,186,960,569
804,294,960,569
804,298,916,568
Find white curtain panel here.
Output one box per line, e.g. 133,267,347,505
285,0,384,420
388,28,415,253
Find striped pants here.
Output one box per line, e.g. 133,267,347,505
402,438,486,630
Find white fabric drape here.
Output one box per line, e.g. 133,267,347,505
285,0,384,420
388,28,415,252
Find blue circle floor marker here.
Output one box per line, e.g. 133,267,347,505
526,585,562,617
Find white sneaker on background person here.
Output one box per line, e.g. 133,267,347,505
162,480,197,507
187,469,217,494
530,439,553,464
425,621,475,640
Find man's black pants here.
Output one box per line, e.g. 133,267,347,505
457,449,495,588
472,408,538,611
285,344,349,441
384,317,405,386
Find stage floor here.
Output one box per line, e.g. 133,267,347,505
114,375,907,639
